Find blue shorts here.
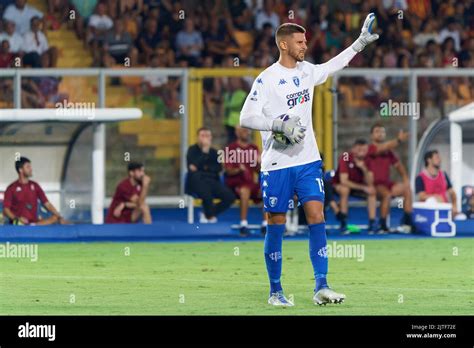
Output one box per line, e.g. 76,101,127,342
260,160,325,213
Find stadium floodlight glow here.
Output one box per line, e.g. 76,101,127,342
0,108,142,225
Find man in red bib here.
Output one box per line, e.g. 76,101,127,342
366,124,413,233
332,139,377,234
415,149,458,215
106,162,152,224
3,157,65,225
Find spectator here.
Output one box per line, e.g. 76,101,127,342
332,139,377,234
0,39,13,67
203,17,229,65
255,0,279,31
137,18,160,64
22,16,58,67
325,22,345,50
3,0,43,35
70,0,98,40
103,18,138,67
439,17,461,52
87,2,113,66
415,149,459,216
106,162,152,224
227,0,252,31
3,157,66,225
186,127,235,223
0,20,23,54
175,18,203,67
366,124,413,233
222,77,247,144
224,126,265,236
413,18,440,48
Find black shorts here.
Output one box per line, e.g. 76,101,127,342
350,189,367,199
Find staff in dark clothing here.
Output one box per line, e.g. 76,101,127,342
186,127,235,223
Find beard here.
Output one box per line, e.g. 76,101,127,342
289,49,305,62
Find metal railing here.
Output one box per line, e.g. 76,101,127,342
0,68,189,211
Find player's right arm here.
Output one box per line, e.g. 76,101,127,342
240,75,273,131
2,186,24,223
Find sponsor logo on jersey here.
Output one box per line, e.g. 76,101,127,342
286,88,310,108
278,79,287,85
257,78,263,84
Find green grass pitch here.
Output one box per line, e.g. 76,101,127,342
0,238,472,315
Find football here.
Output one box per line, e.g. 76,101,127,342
272,114,293,145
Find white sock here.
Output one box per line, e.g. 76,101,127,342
240,220,248,227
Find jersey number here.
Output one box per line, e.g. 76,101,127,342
316,178,325,193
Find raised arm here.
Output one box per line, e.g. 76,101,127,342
312,13,379,84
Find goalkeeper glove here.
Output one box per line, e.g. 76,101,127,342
272,115,306,145
351,13,379,52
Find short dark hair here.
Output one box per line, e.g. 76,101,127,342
15,156,31,173
353,138,368,146
275,23,306,46
128,162,144,171
424,149,438,167
370,123,384,133
30,16,40,25
197,126,211,135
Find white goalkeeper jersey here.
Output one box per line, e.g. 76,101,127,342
240,46,357,171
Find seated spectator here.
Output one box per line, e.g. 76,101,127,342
415,150,459,216
227,0,252,31
69,0,98,40
0,20,24,55
103,18,137,67
3,0,43,35
22,16,57,67
186,127,235,223
175,18,203,67
439,17,461,53
0,39,14,67
224,126,266,235
367,124,413,234
137,18,160,64
332,139,377,234
106,162,152,224
255,0,279,31
3,157,66,225
203,17,229,65
87,2,113,66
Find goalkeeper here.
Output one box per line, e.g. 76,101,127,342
239,14,379,306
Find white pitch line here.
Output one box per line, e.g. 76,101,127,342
1,273,473,293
